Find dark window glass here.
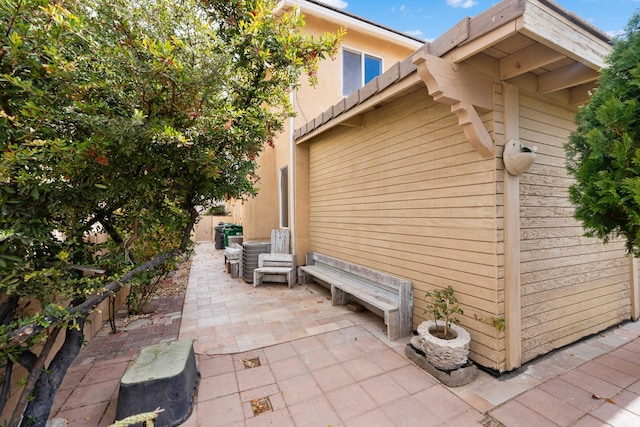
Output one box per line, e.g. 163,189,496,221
364,55,382,85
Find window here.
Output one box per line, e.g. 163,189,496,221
280,166,288,228
342,49,382,97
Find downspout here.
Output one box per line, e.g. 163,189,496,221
289,86,296,257
288,4,300,258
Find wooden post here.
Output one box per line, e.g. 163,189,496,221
630,257,640,320
503,83,522,370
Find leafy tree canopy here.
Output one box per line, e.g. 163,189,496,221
0,0,340,424
566,11,640,256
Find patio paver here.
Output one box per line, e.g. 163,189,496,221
46,241,640,427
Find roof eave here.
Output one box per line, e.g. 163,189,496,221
435,0,610,70
294,0,614,142
278,0,424,50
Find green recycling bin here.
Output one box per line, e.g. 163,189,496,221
223,224,243,247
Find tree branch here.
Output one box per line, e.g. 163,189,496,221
3,249,180,351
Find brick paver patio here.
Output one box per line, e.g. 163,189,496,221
48,241,640,426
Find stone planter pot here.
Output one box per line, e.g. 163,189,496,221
417,320,470,371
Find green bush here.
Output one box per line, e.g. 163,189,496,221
206,204,228,216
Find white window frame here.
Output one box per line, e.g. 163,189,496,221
341,47,383,97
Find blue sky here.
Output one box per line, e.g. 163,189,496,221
318,0,640,41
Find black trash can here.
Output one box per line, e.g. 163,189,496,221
214,222,226,250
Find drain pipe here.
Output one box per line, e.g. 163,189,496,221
289,85,296,257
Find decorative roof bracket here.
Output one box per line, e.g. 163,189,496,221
412,52,495,158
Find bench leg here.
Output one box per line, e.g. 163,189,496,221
384,308,400,341
299,270,312,284
253,270,263,287
331,285,349,305
287,269,296,288
229,260,239,278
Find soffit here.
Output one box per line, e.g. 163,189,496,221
295,0,613,142
435,0,611,99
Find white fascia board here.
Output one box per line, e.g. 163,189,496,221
279,0,424,51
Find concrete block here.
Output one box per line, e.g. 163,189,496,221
405,343,477,387
116,339,198,427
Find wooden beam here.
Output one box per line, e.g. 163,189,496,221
569,83,598,105
412,52,493,110
631,257,640,321
520,0,610,70
500,43,566,80
413,52,495,157
503,82,522,371
434,0,524,61
451,102,494,158
338,116,363,128
538,62,599,94
444,21,518,65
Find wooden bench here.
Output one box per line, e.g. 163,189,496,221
299,252,413,341
253,253,297,288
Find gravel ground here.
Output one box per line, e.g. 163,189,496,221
115,259,191,329
154,259,191,298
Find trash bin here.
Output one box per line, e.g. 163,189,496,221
214,222,226,250
223,224,243,247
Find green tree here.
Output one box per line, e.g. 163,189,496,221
0,0,340,424
566,12,640,256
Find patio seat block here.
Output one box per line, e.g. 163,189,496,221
116,339,198,427
253,253,297,288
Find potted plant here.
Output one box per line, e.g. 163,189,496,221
417,286,471,371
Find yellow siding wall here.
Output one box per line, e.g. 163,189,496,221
518,94,630,363
306,88,503,369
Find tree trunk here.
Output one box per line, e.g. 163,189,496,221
20,317,86,427
2,250,180,425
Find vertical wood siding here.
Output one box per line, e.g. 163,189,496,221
307,89,503,369
518,94,630,363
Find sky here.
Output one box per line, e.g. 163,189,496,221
316,0,640,41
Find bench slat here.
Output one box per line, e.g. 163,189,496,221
300,253,413,341
300,266,396,307
256,267,295,274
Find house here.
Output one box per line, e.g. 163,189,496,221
229,0,424,248
291,0,627,373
